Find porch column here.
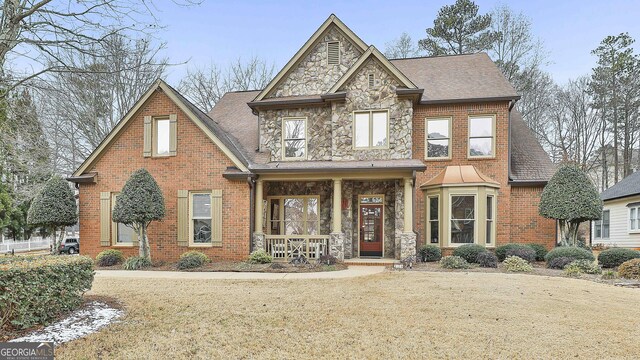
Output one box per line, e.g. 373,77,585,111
255,179,264,234
332,178,342,233
403,177,413,232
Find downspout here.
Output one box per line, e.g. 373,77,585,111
412,170,417,242
507,100,516,183
248,176,255,253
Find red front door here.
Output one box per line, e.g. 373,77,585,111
359,204,383,257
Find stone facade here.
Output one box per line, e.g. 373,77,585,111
270,26,363,98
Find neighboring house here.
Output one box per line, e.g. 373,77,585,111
592,171,640,249
68,15,556,262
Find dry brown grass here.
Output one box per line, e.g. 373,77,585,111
56,272,640,359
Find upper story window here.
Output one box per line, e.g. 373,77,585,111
154,118,171,156
327,41,340,65
354,110,388,149
595,210,610,238
282,118,307,159
468,115,495,158
426,117,451,159
144,114,176,158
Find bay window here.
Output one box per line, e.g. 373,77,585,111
450,195,475,244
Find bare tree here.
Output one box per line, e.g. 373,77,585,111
179,56,275,112
384,33,422,59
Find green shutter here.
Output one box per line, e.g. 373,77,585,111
169,114,177,156
143,116,152,157
177,190,189,247
212,189,223,245
100,192,111,246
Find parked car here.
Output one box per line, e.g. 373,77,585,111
60,238,80,254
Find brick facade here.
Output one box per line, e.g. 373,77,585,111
78,89,250,262
509,186,557,249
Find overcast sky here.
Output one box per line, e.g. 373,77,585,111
155,0,639,87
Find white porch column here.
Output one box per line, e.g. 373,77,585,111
403,177,413,232
255,179,264,234
332,178,342,233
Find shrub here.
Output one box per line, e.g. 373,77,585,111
439,256,471,269
618,258,640,279
601,270,618,280
0,256,94,330
96,249,124,267
544,246,594,264
597,248,640,268
526,244,548,261
452,244,486,263
123,256,152,270
177,251,209,270
505,246,536,263
503,256,533,272
317,254,338,265
419,245,442,262
564,260,602,276
476,251,498,268
547,256,574,270
248,249,272,264
496,244,532,261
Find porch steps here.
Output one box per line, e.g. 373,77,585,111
343,258,400,267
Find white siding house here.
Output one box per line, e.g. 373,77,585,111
593,171,640,249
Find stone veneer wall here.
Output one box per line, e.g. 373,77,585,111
331,59,413,161
264,181,332,235
270,26,363,98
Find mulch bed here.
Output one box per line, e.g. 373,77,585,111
97,261,347,273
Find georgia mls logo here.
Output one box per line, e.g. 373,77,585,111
0,342,54,360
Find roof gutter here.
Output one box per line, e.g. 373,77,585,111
249,164,427,174
508,180,549,187
420,95,520,105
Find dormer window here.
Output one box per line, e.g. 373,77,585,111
282,117,307,160
327,41,340,65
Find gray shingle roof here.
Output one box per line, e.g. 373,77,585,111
509,111,556,182
601,170,640,201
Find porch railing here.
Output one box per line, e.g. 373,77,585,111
264,235,329,262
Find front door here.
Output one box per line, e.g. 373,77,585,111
359,204,383,257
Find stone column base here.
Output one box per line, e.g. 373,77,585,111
252,233,265,252
398,232,417,260
329,232,345,261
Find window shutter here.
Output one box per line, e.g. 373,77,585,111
327,42,340,65
100,192,111,246
212,189,223,245
177,190,189,247
143,116,152,157
169,114,177,156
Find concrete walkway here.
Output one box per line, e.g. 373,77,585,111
95,266,386,280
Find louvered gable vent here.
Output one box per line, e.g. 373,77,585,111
327,41,340,65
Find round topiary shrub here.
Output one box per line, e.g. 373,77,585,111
452,244,486,263
564,259,602,276
547,256,575,269
544,246,594,265
597,248,640,268
496,244,531,261
122,256,152,270
96,249,124,267
505,246,536,263
618,258,640,279
177,251,209,270
526,244,548,261
248,249,272,264
503,256,533,272
419,245,442,262
439,255,471,269
477,251,498,268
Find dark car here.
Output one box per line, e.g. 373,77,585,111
60,238,80,254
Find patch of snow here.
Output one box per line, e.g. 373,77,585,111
10,301,123,345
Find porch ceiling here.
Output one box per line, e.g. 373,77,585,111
250,159,426,175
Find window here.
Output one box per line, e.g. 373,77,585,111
354,110,388,149
450,195,475,244
428,196,439,244
486,195,494,244
327,41,340,65
630,206,640,231
268,196,320,235
426,118,451,159
595,210,610,238
154,118,171,156
111,193,136,245
190,192,212,244
282,118,306,159
468,115,495,157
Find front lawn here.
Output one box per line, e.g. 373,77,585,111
55,272,640,359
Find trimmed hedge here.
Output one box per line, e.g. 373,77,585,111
419,245,442,262
618,258,640,279
452,244,486,263
544,246,594,265
597,248,640,268
526,244,548,261
177,251,209,270
547,256,574,270
96,249,125,267
496,244,531,261
0,256,94,330
477,251,498,268
505,247,536,263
